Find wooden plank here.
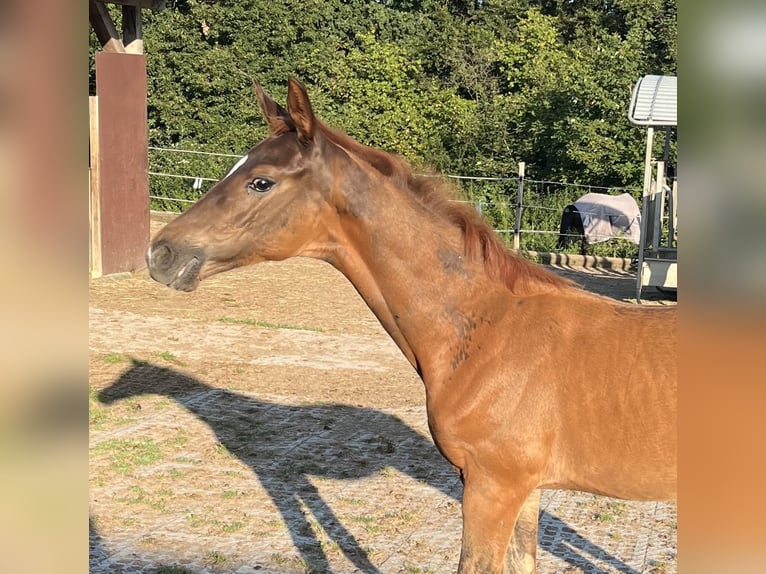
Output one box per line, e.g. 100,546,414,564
95,52,150,275
89,0,125,53
89,96,103,278
122,5,143,54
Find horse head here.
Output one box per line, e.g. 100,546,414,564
146,79,343,291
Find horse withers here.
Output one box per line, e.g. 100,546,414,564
146,78,676,573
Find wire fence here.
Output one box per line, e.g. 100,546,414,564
147,146,659,258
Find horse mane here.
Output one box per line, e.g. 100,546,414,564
316,120,577,295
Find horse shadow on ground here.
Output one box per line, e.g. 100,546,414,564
96,361,640,574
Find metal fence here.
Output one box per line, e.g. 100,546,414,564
148,146,648,257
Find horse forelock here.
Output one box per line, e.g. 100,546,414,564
316,121,575,294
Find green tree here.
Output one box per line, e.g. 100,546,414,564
88,0,676,203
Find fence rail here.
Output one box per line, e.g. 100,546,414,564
147,146,663,258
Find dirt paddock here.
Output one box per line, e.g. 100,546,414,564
89,216,676,574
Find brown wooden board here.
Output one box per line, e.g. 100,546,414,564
95,52,149,275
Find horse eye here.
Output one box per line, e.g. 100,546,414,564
247,177,275,194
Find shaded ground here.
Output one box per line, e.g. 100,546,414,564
89,216,676,574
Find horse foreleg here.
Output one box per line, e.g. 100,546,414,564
503,489,540,574
458,473,536,573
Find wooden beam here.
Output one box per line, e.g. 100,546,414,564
122,5,143,54
89,96,103,278
89,0,125,53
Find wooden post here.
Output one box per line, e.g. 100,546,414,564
94,52,150,275
89,96,103,278
122,5,143,54
89,0,125,53
512,162,525,251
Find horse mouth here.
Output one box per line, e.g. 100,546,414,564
146,241,207,292
169,256,202,291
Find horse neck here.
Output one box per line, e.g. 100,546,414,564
326,178,506,384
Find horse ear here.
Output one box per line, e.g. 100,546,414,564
286,77,315,143
253,80,292,136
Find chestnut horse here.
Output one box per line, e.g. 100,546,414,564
146,79,676,573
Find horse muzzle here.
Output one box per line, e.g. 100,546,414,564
146,240,205,292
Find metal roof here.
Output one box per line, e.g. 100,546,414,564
628,75,677,127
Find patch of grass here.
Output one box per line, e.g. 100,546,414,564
308,518,327,537
203,550,228,566
164,435,189,448
120,485,149,505
89,387,113,428
351,514,382,533
594,500,626,523
270,554,310,572
351,515,377,524
89,407,108,427
339,496,366,506
102,352,127,364
186,513,204,529
363,545,382,560
92,438,162,473
217,316,323,332
379,466,396,478
214,442,237,460
167,468,190,479
119,516,137,528
386,509,417,524
119,485,169,511
319,538,340,552
271,553,290,565
152,351,187,366
404,564,435,574
174,455,199,464
220,520,245,533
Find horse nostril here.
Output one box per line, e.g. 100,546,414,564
150,243,174,270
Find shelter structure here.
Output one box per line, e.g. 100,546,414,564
89,1,165,277
628,75,677,302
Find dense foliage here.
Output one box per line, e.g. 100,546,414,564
89,0,675,254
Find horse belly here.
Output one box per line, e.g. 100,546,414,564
547,446,677,501
549,382,677,500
